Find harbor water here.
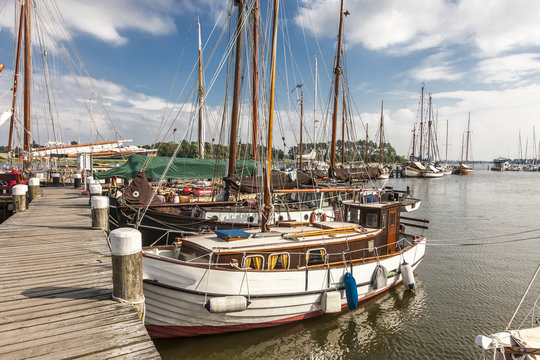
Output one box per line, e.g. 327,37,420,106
154,168,540,359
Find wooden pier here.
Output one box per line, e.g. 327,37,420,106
0,187,161,359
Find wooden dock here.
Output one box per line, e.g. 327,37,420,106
0,187,161,359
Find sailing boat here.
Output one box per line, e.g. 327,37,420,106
141,0,427,338
453,113,474,175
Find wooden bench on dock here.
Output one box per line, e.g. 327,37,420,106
0,187,161,359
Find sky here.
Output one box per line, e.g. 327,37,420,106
2,0,540,161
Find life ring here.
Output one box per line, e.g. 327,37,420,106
310,209,327,223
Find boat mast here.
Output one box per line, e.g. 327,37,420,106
365,123,369,165
341,86,346,165
313,55,317,159
533,126,537,165
8,4,25,153
299,86,304,170
427,94,432,161
411,124,416,160
445,119,449,166
329,0,345,175
379,100,384,164
465,112,470,163
227,0,245,177
197,18,205,159
262,0,279,232
419,83,424,160
23,0,32,153
251,0,259,160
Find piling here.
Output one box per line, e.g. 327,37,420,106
86,176,94,190
51,172,60,186
28,177,40,201
74,173,82,188
89,182,102,205
12,184,27,212
110,228,145,318
91,195,109,231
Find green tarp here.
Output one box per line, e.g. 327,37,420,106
94,154,258,180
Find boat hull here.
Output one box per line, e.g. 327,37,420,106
142,238,426,338
403,167,423,177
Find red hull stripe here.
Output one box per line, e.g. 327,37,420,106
146,280,403,338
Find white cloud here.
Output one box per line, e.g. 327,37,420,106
475,53,540,84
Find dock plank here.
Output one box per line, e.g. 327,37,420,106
0,187,160,359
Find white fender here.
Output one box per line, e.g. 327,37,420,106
400,261,415,290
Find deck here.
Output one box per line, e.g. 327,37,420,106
0,187,161,359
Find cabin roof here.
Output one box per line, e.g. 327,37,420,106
182,222,381,253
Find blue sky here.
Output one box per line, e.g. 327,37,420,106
2,0,540,161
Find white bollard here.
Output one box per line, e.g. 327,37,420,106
86,176,94,190
28,177,40,201
89,183,102,205
12,184,27,212
110,228,144,318
91,196,109,231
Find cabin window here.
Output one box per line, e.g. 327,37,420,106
243,255,264,270
366,213,378,228
382,214,387,229
368,240,375,252
390,213,396,226
302,193,320,208
348,208,359,223
322,193,331,207
268,253,290,270
306,248,326,266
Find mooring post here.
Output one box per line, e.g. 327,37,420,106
86,176,94,190
74,173,82,188
91,195,109,232
89,182,102,205
110,228,145,319
12,184,27,212
28,177,40,201
51,173,60,186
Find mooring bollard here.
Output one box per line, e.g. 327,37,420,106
86,176,94,190
91,196,109,232
89,182,102,205
12,184,27,212
28,178,40,201
74,173,82,188
110,228,145,318
51,173,60,186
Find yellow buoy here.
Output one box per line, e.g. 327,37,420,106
0,63,4,72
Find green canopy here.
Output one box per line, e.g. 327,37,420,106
94,154,258,180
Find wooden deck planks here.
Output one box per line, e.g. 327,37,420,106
0,187,160,359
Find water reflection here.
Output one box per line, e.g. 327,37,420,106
154,282,428,360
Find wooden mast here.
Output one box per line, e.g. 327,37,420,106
8,4,25,153
299,87,304,170
313,55,317,158
341,85,346,165
227,0,245,177
465,112,471,163
23,0,32,153
197,18,205,159
445,119,449,166
365,123,369,165
329,0,345,175
379,100,384,164
262,0,279,232
419,83,424,160
427,94,432,161
411,124,416,160
251,0,259,160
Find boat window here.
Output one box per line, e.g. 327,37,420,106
268,253,290,270
306,248,326,266
390,213,395,226
382,214,387,229
242,255,265,270
366,213,378,228
302,193,321,209
322,193,331,207
348,208,359,223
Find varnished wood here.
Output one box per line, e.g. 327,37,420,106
0,187,160,359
